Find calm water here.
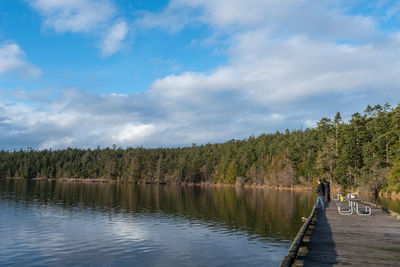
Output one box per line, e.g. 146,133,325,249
359,192,400,213
0,179,316,267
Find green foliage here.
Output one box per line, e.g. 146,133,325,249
225,160,238,184
0,103,399,190
387,156,400,192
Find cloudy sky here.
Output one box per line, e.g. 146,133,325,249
1,0,400,150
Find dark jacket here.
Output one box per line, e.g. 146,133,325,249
324,182,330,194
316,183,325,197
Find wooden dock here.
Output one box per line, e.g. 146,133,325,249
291,201,400,266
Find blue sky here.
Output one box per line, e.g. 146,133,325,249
1,0,400,149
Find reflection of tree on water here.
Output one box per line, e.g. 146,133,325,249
359,192,400,213
1,179,315,241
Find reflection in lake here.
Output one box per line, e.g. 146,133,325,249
359,192,400,213
0,179,315,266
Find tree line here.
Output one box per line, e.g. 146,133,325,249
1,103,399,193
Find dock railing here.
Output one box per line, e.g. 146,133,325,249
279,206,316,267
362,201,400,220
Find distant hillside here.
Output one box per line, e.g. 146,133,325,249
1,103,399,193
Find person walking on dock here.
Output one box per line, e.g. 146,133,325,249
315,179,325,211
324,180,331,205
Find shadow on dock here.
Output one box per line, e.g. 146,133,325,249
293,201,400,266
294,208,337,266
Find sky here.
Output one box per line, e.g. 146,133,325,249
1,0,400,150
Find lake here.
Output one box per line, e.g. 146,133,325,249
360,192,400,213
0,179,316,266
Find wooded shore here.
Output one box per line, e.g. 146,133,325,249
1,103,400,195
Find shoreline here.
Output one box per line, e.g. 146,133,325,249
3,177,314,190
2,177,399,198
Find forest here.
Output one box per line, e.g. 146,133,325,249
1,103,400,193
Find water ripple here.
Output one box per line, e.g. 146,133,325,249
0,180,317,266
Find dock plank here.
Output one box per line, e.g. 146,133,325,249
293,201,400,266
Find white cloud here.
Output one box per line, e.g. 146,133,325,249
3,1,400,149
305,120,317,128
147,31,400,109
0,43,42,78
136,0,400,107
1,76,399,149
40,137,75,150
135,1,199,32
99,21,128,57
111,123,156,143
136,0,378,41
29,0,116,33
29,0,128,56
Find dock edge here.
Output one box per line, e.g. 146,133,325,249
279,206,316,267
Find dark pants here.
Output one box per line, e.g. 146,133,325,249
325,192,330,203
